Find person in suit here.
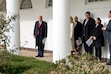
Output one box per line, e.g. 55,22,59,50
33,16,47,57
102,11,111,65
83,11,95,54
70,16,75,51
93,18,104,61
73,16,83,53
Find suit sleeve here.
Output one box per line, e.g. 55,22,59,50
106,22,111,31
44,22,47,37
95,25,103,39
90,19,95,36
79,23,83,38
82,20,85,37
33,22,37,36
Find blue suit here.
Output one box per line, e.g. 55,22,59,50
106,20,111,63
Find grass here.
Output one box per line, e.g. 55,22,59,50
0,50,56,74
0,50,110,74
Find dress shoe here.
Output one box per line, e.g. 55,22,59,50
39,56,44,57
36,55,40,57
106,62,111,65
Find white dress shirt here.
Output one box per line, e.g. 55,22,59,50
85,19,89,26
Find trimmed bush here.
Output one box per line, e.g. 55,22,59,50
55,53,111,74
0,51,110,74
0,51,56,74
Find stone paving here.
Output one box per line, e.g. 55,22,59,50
20,49,53,62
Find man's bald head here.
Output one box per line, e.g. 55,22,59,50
38,16,43,22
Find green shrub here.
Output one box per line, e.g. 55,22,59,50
54,53,111,74
0,51,56,74
0,51,110,74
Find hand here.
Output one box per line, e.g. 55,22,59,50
93,36,96,40
90,36,93,39
70,38,72,40
102,27,106,30
42,38,46,44
78,37,81,40
34,35,36,38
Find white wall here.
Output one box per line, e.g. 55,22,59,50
20,0,111,58
69,0,111,59
20,0,52,50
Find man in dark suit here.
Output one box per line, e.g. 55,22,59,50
73,16,83,51
33,16,47,57
83,11,95,54
102,11,111,65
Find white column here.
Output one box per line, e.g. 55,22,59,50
53,0,70,63
6,0,20,55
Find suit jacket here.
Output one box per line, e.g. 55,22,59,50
33,21,47,46
74,21,83,40
83,18,95,41
94,24,104,47
106,20,111,47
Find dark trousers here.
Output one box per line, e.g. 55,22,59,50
107,34,111,63
109,46,111,63
83,36,93,54
36,36,44,57
95,47,102,61
84,42,93,54
38,46,44,57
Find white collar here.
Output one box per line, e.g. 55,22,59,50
75,22,77,25
39,21,42,25
96,24,99,27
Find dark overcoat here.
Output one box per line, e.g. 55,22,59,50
94,24,104,47
33,21,47,48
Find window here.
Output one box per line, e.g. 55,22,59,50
48,0,52,6
0,0,6,11
46,0,53,8
0,0,33,11
88,0,108,2
20,0,33,9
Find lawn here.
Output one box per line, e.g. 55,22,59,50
0,50,56,74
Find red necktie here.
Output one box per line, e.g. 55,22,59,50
37,23,40,35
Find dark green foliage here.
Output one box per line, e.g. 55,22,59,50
0,51,57,74
0,13,17,49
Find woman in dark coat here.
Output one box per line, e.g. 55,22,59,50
93,18,104,61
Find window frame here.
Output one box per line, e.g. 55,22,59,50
85,0,110,4
46,0,52,8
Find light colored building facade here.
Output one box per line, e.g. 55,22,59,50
1,0,111,62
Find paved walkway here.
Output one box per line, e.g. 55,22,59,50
20,49,111,72
20,49,53,62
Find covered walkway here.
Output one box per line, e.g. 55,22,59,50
20,49,52,62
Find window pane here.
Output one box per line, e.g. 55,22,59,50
48,0,52,6
95,0,99,1
88,0,95,2
20,0,33,9
88,0,108,2
0,0,6,11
